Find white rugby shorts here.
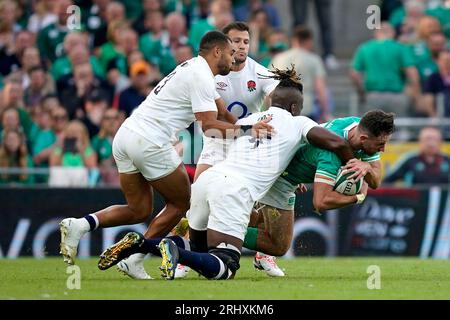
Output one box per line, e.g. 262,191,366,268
187,169,254,241
259,176,297,211
113,126,182,181
197,136,231,166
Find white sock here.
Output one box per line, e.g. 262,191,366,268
76,217,92,233
128,253,146,263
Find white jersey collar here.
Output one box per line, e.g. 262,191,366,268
227,58,249,79
343,122,358,140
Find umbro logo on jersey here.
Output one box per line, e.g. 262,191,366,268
247,80,256,92
216,82,228,91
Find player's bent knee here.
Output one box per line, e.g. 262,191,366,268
127,201,152,223
178,200,190,213
134,208,152,223
208,243,241,280
170,197,190,214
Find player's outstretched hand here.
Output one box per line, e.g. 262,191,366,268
342,158,371,181
252,116,275,139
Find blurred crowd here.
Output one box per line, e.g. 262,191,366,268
0,0,449,186
352,0,450,119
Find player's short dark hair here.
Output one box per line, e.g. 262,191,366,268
259,65,303,94
199,31,231,54
359,110,395,137
222,22,249,35
293,26,313,43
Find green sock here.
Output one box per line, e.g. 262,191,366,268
243,227,258,250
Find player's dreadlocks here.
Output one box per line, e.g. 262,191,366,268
258,64,303,94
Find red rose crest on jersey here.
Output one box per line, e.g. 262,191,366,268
247,80,256,92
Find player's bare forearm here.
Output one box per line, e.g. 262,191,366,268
195,111,273,139
364,161,381,189
313,183,358,213
314,190,358,212
202,118,241,139
221,110,238,124
216,98,238,124
307,127,354,164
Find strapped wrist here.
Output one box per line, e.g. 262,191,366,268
356,193,366,204
240,125,252,136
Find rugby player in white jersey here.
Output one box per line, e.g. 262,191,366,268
115,22,282,280
189,21,284,278
196,22,279,179
58,31,274,268
97,68,357,280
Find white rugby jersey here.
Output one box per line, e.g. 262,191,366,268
215,57,279,119
211,107,318,200
123,56,217,146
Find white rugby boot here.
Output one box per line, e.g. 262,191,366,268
117,253,153,280
253,252,285,277
59,218,90,265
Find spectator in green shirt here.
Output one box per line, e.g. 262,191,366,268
91,108,120,185
98,22,137,76
248,9,272,62
0,80,35,142
51,32,105,81
118,0,142,21
394,0,426,42
0,129,34,185
427,5,450,39
410,31,447,89
138,10,166,67
350,22,421,117
27,0,58,34
31,105,56,182
83,0,109,49
132,0,163,36
389,0,450,39
259,28,289,68
32,105,56,167
139,12,189,75
189,0,233,55
49,120,97,169
37,0,76,64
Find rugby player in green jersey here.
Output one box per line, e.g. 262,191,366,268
248,110,395,273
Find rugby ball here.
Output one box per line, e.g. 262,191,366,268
333,169,363,195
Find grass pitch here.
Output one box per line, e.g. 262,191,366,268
1,257,450,300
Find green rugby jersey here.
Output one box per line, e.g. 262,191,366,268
281,117,381,186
